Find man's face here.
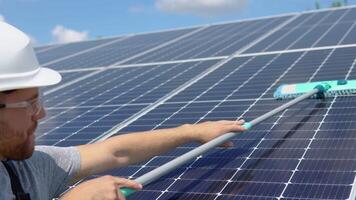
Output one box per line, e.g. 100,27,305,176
0,88,46,160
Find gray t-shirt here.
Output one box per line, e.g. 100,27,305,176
0,146,81,200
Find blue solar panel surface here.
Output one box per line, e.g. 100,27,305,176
35,6,356,200
43,70,93,92
37,60,219,146
37,37,119,64
124,16,292,64
245,7,356,53
34,44,58,52
114,47,356,199
44,28,198,70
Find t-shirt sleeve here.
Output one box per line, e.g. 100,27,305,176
32,145,81,198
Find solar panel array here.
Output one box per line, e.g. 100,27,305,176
36,6,356,200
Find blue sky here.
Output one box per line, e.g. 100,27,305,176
0,0,355,45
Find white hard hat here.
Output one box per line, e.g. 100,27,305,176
0,21,61,92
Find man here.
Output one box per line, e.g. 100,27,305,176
0,21,246,200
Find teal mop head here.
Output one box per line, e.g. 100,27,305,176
274,80,356,99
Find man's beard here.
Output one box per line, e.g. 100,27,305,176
0,122,37,160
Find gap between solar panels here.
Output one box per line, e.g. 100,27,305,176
45,43,356,97
237,43,356,58
52,41,356,76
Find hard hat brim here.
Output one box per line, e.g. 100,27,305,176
0,67,62,92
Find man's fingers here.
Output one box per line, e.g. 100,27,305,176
219,119,245,125
115,177,143,190
117,187,127,200
115,178,143,199
224,123,246,133
117,190,126,200
219,120,235,124
236,119,245,124
232,119,245,125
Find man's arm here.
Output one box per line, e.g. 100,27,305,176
72,120,245,182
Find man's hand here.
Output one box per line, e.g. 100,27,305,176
61,176,142,200
182,120,246,148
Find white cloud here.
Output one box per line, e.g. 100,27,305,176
0,14,5,21
51,25,89,44
156,0,248,18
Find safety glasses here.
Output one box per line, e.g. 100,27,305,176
0,92,44,117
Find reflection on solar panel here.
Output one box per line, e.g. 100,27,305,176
36,6,356,200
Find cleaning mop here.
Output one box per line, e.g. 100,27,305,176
120,79,356,197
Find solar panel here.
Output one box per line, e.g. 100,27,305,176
245,7,356,53
43,28,198,70
34,6,356,200
114,47,356,199
43,70,94,92
37,60,220,146
124,16,293,64
37,37,120,64
34,44,58,53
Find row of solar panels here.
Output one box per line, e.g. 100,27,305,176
37,46,356,199
35,7,356,71
38,46,356,144
35,6,356,200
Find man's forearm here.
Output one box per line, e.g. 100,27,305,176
75,120,244,180
105,124,195,167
